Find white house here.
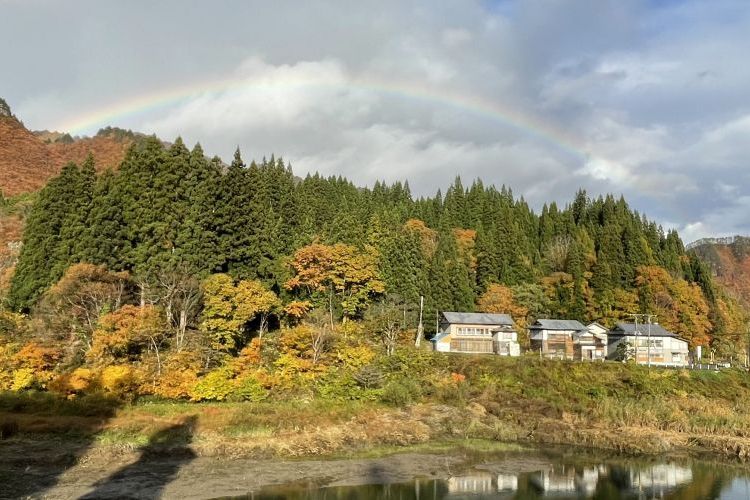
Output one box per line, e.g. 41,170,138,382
607,322,690,366
432,312,520,356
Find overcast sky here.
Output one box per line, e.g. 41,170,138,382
2,0,749,243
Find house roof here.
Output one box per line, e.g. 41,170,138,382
587,322,608,330
530,319,587,331
441,311,514,326
610,322,679,338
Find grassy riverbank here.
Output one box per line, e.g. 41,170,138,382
2,355,750,462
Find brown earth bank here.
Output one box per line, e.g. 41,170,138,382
2,401,750,498
0,116,130,198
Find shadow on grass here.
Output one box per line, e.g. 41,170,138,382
0,391,122,498
79,415,197,499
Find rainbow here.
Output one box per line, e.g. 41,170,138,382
56,71,592,162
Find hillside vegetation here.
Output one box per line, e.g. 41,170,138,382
691,236,750,309
0,102,131,198
3,355,750,460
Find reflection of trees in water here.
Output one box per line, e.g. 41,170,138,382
80,415,197,499
0,392,122,498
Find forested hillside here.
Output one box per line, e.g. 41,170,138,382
690,237,750,311
4,136,745,355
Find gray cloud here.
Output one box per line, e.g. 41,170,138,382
2,0,749,242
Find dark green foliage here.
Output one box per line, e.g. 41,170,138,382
8,162,92,310
0,98,12,118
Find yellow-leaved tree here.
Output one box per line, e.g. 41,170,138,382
201,274,281,351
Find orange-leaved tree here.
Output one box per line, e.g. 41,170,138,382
41,263,132,352
636,265,712,347
89,304,167,366
477,283,529,330
284,242,385,322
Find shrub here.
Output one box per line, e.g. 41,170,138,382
11,368,35,391
316,370,381,401
353,365,384,389
100,365,139,396
381,378,423,406
335,344,376,368
150,352,202,400
233,373,268,402
49,368,97,398
190,366,235,401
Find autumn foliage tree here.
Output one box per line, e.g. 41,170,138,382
285,243,385,321
40,263,132,352
89,304,167,364
201,274,281,352
477,284,529,329
636,265,712,347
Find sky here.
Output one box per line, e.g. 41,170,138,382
2,0,749,243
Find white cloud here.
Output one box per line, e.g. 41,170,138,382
4,0,750,239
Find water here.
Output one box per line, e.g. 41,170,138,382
238,451,750,500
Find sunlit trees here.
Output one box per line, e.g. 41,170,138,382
477,284,529,329
40,263,132,351
285,243,385,322
201,274,281,352
89,304,167,365
636,265,712,347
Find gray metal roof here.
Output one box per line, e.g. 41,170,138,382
530,319,587,331
441,311,514,326
611,322,678,337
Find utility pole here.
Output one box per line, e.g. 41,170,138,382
415,295,424,348
628,313,656,366
646,314,656,368
629,314,640,365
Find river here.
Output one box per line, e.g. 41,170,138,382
237,449,750,500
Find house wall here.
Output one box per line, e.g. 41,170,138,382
441,322,520,356
530,329,577,359
607,335,689,366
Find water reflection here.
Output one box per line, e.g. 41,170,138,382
242,460,750,500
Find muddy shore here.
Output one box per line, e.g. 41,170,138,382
2,435,749,499
2,444,554,499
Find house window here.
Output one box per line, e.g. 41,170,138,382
636,338,663,348
457,327,492,336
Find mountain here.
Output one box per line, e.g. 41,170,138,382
0,102,132,198
689,236,750,306
0,101,134,298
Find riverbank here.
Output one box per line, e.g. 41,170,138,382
3,356,750,494
3,437,750,499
